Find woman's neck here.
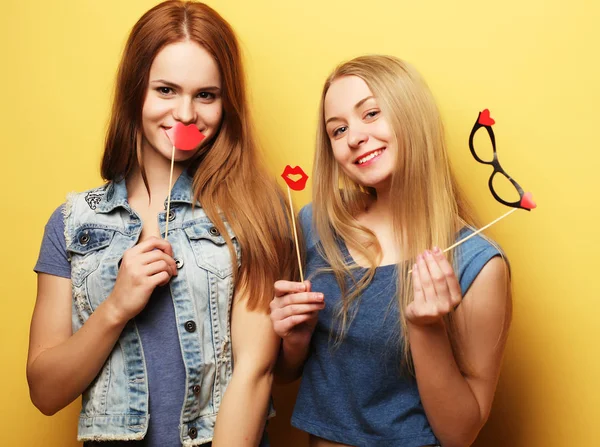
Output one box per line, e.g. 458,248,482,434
365,186,393,222
126,146,187,206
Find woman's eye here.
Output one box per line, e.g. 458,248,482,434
333,126,347,137
197,91,215,100
157,87,173,95
365,110,380,119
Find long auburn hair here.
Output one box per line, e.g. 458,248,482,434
102,0,298,308
313,55,508,370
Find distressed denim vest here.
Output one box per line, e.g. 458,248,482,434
64,170,255,445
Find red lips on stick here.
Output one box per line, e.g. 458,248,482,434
163,123,205,240
281,165,310,282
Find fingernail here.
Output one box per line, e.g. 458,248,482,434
297,283,305,291
433,246,441,254
425,250,433,258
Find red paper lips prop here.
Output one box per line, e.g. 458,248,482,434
166,123,206,151
281,165,309,191
281,164,309,281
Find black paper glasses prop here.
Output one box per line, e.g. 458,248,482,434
469,109,536,211
440,109,537,254
409,109,537,266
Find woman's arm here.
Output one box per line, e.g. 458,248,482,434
407,250,511,447
27,274,127,415
212,290,281,446
27,237,177,415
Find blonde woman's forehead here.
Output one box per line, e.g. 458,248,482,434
324,76,377,120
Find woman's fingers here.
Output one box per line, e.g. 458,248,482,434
270,280,324,335
274,311,319,334
150,270,172,287
433,248,462,308
412,263,426,305
274,302,324,319
270,291,324,314
422,249,452,313
130,236,174,257
145,259,174,277
141,250,178,277
274,280,310,297
416,253,437,302
408,248,463,324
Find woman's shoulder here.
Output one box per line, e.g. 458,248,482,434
40,203,67,242
455,227,504,257
454,226,507,295
65,183,111,213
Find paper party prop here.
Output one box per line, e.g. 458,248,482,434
166,123,206,151
281,165,310,191
468,109,536,211
281,165,309,281
163,124,206,240
409,109,537,271
445,109,537,253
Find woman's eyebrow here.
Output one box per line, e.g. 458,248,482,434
325,95,375,125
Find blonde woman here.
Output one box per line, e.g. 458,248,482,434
270,56,511,447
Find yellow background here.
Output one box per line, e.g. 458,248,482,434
1,0,598,445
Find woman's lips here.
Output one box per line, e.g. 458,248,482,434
354,148,385,166
281,165,309,191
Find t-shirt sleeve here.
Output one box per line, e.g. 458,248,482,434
34,205,71,279
455,228,504,296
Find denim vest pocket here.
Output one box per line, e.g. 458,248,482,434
68,226,116,286
184,224,238,279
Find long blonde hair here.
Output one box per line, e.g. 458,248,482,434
313,55,483,368
102,1,298,309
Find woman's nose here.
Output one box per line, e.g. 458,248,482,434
347,127,369,148
173,97,196,124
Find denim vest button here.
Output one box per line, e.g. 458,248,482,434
188,426,197,439
209,226,220,236
192,385,201,395
185,320,196,332
79,232,90,245
175,258,183,269
167,210,176,222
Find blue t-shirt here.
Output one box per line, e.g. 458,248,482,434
291,204,502,447
34,205,195,447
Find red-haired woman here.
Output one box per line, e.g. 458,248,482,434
27,2,296,446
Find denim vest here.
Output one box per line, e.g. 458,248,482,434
64,171,244,445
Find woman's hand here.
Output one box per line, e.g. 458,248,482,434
406,247,462,326
270,280,324,347
107,236,178,324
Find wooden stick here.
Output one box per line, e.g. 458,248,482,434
409,207,517,272
287,185,304,282
164,145,176,241
442,208,517,254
